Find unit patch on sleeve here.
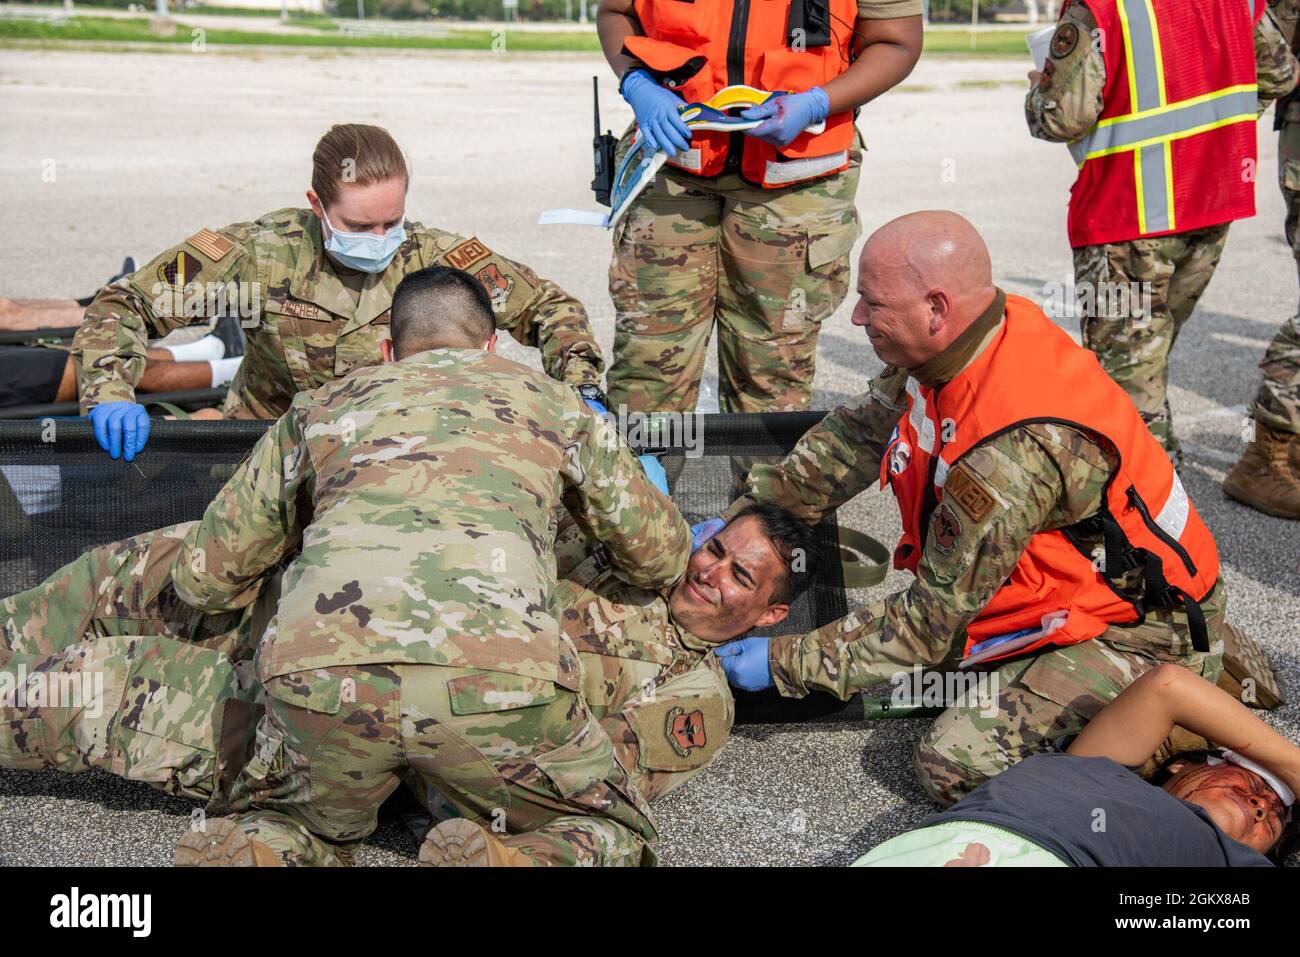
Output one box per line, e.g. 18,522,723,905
158,250,204,287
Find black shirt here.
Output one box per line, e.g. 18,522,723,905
922,752,1273,867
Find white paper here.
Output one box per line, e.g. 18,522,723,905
1027,26,1056,72
538,208,610,228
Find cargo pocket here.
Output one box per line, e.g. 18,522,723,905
0,716,48,770
1016,638,1131,725
263,670,345,715
790,219,860,331
446,672,557,715
116,680,219,795
535,715,618,800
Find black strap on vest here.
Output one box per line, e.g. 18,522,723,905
1066,505,1210,655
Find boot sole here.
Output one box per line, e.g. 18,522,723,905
1223,476,1300,520
174,817,260,867
418,818,493,867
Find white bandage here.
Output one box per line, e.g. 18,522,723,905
1208,751,1296,806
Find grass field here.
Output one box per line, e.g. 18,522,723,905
0,13,1033,55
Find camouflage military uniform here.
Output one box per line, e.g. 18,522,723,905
727,302,1226,805
608,136,861,415
1261,0,1300,439
167,348,690,866
605,0,925,414
1026,2,1298,463
0,517,730,862
73,208,604,419
0,523,265,812
554,525,733,804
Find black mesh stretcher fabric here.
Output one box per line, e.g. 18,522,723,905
0,416,860,723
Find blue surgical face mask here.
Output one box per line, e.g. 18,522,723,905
320,210,406,274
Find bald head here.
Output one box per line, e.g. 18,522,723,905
851,210,997,369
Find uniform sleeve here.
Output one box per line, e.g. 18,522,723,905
73,225,256,411
856,0,924,17
769,425,1112,700
172,408,311,613
1024,3,1106,143
559,394,691,591
436,234,604,388
599,657,733,803
726,365,908,524
1256,7,1300,111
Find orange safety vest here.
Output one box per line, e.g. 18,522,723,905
623,0,860,188
881,295,1220,664
1066,0,1264,248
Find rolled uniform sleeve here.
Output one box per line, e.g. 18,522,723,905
560,395,691,590
173,407,312,612
1024,3,1106,144
433,233,604,388
770,424,1114,700
73,226,255,411
1256,7,1300,112
725,365,908,524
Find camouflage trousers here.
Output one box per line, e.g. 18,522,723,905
912,585,1226,806
1258,121,1300,436
1074,222,1232,463
607,131,862,414
0,520,255,664
0,633,261,811
227,663,659,866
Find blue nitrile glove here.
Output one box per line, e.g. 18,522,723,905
585,397,608,416
639,454,669,495
690,517,725,551
620,69,692,156
716,636,774,692
742,87,830,148
88,401,151,462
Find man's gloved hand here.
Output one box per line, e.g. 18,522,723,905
742,87,830,147
585,397,608,416
620,69,692,156
690,517,725,551
716,636,774,692
639,454,669,495
88,401,151,462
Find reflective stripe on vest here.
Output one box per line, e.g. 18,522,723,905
1066,0,1259,235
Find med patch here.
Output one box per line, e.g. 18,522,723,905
944,463,997,523
444,237,492,271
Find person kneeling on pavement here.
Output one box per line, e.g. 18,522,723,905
0,503,820,865
701,210,1270,807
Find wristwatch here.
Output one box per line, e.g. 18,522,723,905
576,383,609,409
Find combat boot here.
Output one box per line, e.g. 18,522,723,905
173,817,283,867
418,818,535,867
1222,424,1300,519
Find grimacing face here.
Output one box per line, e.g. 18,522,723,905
667,514,792,644
1162,760,1288,854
